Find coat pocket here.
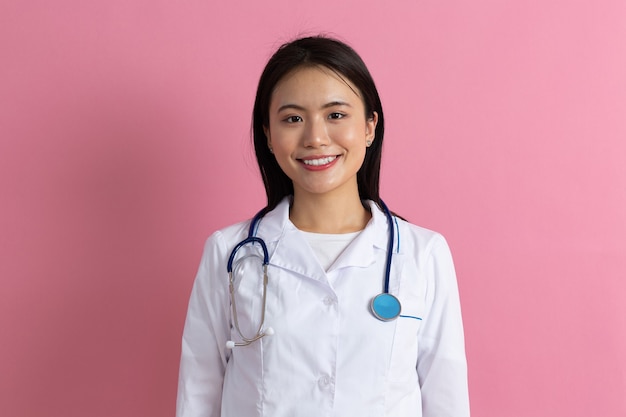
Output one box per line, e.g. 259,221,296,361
387,306,423,384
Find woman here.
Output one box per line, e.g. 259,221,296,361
177,36,470,417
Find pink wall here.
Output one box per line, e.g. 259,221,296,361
1,1,625,416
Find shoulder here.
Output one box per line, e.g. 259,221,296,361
201,199,288,250
214,219,250,243
394,217,452,272
202,219,250,255
394,220,459,306
395,218,448,250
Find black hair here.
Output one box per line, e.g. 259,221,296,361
252,36,385,214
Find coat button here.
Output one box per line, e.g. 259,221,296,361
318,375,332,388
323,296,336,306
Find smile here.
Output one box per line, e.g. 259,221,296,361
301,156,337,166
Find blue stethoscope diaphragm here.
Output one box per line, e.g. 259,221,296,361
370,293,402,321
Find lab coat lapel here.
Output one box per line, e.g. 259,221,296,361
327,200,390,272
254,199,391,281
255,198,328,284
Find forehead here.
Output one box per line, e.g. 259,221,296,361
270,65,362,105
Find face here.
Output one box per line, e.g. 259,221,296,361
264,66,378,200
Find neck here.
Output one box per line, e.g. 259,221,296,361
289,189,370,234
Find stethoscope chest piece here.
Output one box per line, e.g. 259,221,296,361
370,293,401,321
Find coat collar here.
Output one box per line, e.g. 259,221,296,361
254,197,393,280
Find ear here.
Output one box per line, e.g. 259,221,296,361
263,126,271,146
365,111,379,144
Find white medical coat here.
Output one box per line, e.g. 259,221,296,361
177,199,470,417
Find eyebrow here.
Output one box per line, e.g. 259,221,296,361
276,100,352,113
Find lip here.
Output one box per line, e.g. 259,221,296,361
298,155,340,171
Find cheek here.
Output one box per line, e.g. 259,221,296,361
330,123,367,146
268,131,298,171
267,123,295,149
270,134,298,157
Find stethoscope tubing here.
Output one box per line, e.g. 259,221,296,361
226,200,400,348
379,200,394,294
229,264,269,345
227,236,269,273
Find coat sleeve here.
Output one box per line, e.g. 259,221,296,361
417,234,470,417
176,232,231,417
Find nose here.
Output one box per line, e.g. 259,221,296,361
302,117,329,148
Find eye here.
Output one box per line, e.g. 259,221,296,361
284,115,303,123
328,112,346,120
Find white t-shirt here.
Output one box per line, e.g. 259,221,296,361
299,230,361,271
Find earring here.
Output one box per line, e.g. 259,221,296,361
268,146,274,154
366,140,372,147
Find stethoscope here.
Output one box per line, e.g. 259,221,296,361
225,200,401,349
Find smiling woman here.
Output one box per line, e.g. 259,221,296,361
176,36,470,417
264,66,378,230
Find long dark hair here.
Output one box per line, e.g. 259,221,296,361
252,36,385,214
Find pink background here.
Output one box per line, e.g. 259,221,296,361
1,1,625,416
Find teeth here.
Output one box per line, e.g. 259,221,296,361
303,156,336,166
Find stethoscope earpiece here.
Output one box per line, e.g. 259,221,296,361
226,326,275,350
